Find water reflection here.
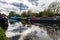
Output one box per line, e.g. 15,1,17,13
6,22,60,40
38,24,60,40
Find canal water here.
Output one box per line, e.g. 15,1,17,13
5,22,60,40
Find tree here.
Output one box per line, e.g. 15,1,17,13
47,12,54,17
8,11,20,18
39,9,54,17
48,1,60,14
21,11,27,17
15,14,21,17
39,12,43,17
40,9,51,17
46,9,54,17
54,13,60,16
26,10,32,17
31,12,39,17
42,10,48,17
9,11,16,17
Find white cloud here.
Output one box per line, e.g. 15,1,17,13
0,0,20,15
0,3,20,14
20,0,57,12
0,0,59,14
20,0,36,8
1,0,20,3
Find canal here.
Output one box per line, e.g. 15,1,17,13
5,21,60,40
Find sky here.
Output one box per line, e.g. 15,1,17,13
1,0,20,3
0,0,20,15
20,0,59,13
0,0,60,15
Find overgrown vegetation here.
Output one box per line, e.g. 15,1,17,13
0,27,7,40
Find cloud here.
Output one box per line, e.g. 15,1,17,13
28,0,38,2
20,0,36,7
28,0,39,6
0,0,57,14
1,0,20,3
11,2,20,8
20,3,28,10
20,0,56,12
0,1,7,4
0,0,20,14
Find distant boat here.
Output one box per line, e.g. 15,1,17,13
10,16,21,22
10,17,18,22
10,16,19,20
30,17,60,24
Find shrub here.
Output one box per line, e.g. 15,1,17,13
0,27,7,40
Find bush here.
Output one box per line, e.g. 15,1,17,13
0,27,7,40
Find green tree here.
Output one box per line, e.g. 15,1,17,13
21,11,27,17
54,13,60,16
42,10,48,17
15,14,21,17
46,9,54,17
31,12,39,17
27,10,32,16
48,1,60,14
39,9,54,17
8,11,20,18
21,10,33,17
39,12,43,17
41,10,50,17
9,11,16,17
